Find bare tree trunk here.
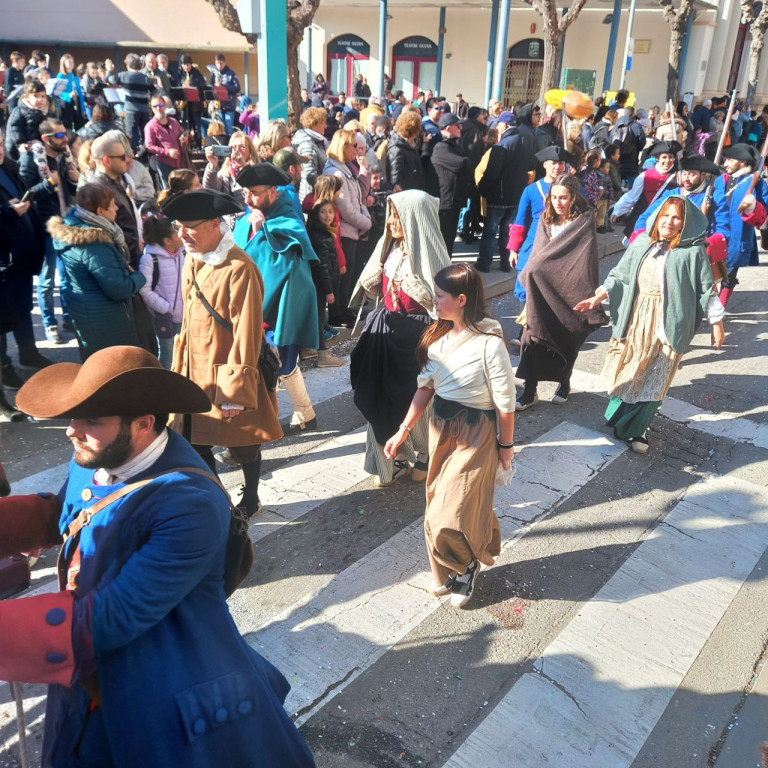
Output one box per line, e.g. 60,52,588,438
667,25,684,102
539,33,561,103
747,27,765,107
286,30,303,129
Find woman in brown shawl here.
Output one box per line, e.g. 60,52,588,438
515,174,605,410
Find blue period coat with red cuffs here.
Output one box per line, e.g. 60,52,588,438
0,429,315,768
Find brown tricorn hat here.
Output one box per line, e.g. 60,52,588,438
16,346,211,419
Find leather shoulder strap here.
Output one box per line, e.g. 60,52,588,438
63,466,229,542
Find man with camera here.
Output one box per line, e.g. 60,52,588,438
20,118,78,344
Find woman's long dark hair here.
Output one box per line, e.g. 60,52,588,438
416,263,499,367
542,173,590,225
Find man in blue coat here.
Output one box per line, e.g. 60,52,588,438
716,143,768,306
0,345,316,768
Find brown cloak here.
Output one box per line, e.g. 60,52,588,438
518,211,605,381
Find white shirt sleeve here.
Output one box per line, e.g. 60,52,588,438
706,292,726,324
613,173,645,218
483,336,517,413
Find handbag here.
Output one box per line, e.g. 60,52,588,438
59,467,253,597
191,271,281,390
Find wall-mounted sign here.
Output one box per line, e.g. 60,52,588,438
507,38,544,61
393,36,438,58
634,39,651,54
328,34,370,58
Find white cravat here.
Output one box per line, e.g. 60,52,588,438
93,429,169,486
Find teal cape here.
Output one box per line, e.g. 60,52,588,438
234,191,319,349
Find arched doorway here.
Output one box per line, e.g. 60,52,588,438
503,38,544,106
392,36,438,99
327,34,370,96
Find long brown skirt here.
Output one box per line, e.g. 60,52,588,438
424,409,501,586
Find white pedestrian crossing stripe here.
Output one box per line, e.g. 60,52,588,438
442,472,768,768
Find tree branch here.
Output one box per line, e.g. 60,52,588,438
559,0,588,33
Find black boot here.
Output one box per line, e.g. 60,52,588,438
0,393,25,423
237,454,263,519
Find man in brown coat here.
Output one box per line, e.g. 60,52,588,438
163,189,282,517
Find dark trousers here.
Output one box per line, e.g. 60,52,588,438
338,236,359,316
124,111,150,153
439,207,462,256
317,292,328,350
0,274,37,366
478,205,516,268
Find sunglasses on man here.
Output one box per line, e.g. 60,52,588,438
44,132,67,139
152,103,166,109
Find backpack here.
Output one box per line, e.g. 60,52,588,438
610,122,637,156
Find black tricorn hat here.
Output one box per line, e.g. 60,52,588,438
723,143,759,166
535,145,574,165
236,163,292,188
16,346,211,419
649,140,682,157
161,188,243,221
679,155,722,175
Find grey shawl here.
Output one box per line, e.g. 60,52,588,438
349,189,451,316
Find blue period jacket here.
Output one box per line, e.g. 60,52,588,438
507,179,551,302
42,429,315,768
714,172,768,271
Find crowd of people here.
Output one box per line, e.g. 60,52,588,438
1,44,766,765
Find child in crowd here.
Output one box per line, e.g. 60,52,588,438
138,211,185,369
579,150,614,233
606,143,624,199
307,174,350,327
306,201,343,367
597,158,615,232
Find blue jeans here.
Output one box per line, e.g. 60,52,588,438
478,205,516,268
222,110,236,135
37,235,70,328
156,322,182,370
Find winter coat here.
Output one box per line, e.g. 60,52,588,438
322,157,372,240
478,126,532,207
588,120,613,151
431,138,472,210
459,119,488,166
654,114,688,145
0,158,45,276
292,127,328,202
4,102,47,162
77,120,122,142
19,147,78,225
41,430,315,768
171,245,283,447
48,214,146,357
306,218,337,295
386,132,427,192
91,171,141,267
138,243,185,323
